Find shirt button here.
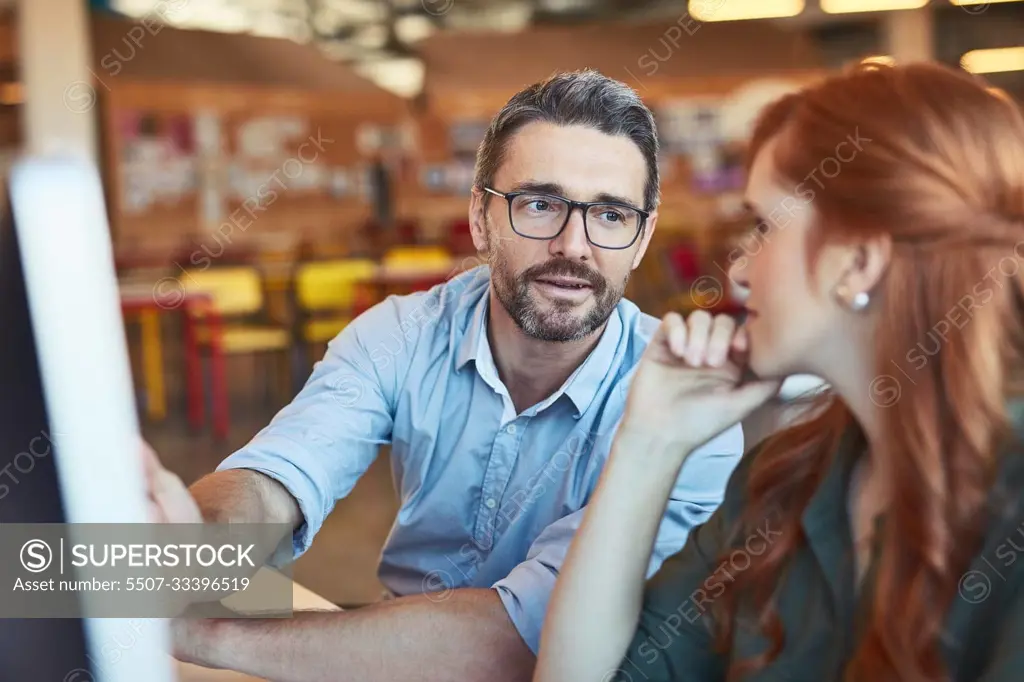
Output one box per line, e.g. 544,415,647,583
485,498,497,509
506,424,517,435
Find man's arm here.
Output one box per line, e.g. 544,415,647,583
189,468,302,528
175,588,534,682
191,298,402,556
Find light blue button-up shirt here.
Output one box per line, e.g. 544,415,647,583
217,265,744,653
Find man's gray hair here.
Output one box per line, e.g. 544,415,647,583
473,69,660,211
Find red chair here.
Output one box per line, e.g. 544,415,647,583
447,219,474,254
667,243,701,282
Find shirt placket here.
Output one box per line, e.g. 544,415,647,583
472,418,524,551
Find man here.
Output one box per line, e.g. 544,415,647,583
155,69,744,681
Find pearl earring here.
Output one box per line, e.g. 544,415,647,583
850,291,870,311
835,283,870,312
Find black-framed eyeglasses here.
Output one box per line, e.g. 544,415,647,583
482,186,649,250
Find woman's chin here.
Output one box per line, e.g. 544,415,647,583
744,350,787,382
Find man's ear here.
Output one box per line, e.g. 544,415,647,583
468,187,490,254
631,210,659,270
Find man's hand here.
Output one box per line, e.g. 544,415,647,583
142,439,202,524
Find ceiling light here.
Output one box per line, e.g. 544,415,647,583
861,55,896,65
537,0,591,10
446,3,533,31
961,47,1024,73
353,56,425,99
313,7,343,36
327,0,387,23
687,0,805,22
394,15,436,43
167,3,249,32
821,0,928,12
351,25,389,50
250,15,308,41
950,0,1024,6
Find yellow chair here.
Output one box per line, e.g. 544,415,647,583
294,258,378,347
181,266,292,417
182,267,290,350
381,245,452,273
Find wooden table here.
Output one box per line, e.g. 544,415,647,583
177,572,340,681
120,280,229,439
120,282,213,425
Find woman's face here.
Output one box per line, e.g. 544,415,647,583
728,138,856,379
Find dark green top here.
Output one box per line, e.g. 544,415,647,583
616,416,1024,682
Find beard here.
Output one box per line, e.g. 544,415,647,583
486,233,628,342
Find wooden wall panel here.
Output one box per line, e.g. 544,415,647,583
102,79,409,264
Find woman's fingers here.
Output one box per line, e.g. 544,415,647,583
683,311,742,368
663,312,687,359
683,310,712,366
653,311,746,368
705,315,737,367
731,325,749,354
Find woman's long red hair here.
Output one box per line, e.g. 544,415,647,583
712,62,1024,682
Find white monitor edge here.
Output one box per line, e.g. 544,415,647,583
10,155,176,682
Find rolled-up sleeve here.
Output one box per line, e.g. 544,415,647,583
216,300,403,558
493,506,585,654
493,424,744,655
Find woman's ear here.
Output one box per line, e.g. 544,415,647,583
828,234,891,311
854,233,892,293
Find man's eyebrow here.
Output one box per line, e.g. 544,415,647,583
593,192,643,208
507,181,643,208
508,180,564,195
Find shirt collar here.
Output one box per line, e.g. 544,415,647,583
455,292,488,372
562,310,622,418
455,286,625,419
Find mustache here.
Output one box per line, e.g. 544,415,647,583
521,259,607,294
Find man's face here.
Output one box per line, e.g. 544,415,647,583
470,122,657,342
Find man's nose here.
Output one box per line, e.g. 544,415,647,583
549,208,591,260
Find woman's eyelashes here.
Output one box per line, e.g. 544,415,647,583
738,216,769,248
753,215,771,235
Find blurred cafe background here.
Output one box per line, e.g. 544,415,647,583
5,0,1022,608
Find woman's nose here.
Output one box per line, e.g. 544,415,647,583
727,260,749,293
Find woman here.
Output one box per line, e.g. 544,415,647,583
534,62,1024,682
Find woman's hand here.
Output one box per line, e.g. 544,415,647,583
621,310,781,454
534,310,778,682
